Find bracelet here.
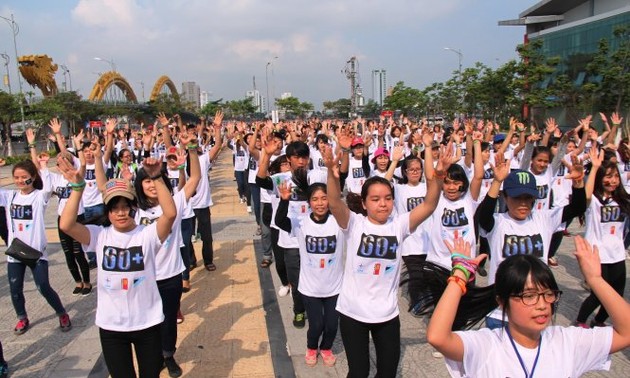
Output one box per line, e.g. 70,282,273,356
150,173,163,180
435,170,446,180
447,276,467,295
28,143,36,148
451,265,471,281
177,164,186,170
187,143,198,150
68,181,86,191
473,140,480,145
451,253,470,260
341,147,351,153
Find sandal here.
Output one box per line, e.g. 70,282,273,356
260,259,272,268
182,280,191,293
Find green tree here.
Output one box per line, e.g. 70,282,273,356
361,99,381,118
322,98,351,117
276,96,313,118
0,91,20,141
383,81,428,117
224,98,257,118
199,99,224,119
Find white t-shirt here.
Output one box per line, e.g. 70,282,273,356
346,157,367,194
584,196,627,264
248,153,259,184
0,189,51,262
293,213,344,298
446,326,611,377
394,182,430,257
233,145,249,172
167,168,194,219
190,153,213,209
336,211,410,323
83,158,107,207
427,192,479,268
531,168,553,211
46,170,85,216
83,223,164,332
135,191,187,280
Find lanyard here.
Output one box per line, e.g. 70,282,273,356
505,326,541,378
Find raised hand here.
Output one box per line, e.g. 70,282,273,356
49,118,62,135
574,236,601,284
545,117,557,134
444,237,487,266
566,155,584,181
213,110,224,127
391,145,405,161
105,118,117,135
278,180,292,201
491,152,510,182
142,157,162,178
157,112,170,127
337,128,354,150
57,154,83,184
26,128,36,145
611,112,623,125
91,137,103,159
587,146,603,170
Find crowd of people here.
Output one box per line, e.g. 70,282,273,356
0,111,630,377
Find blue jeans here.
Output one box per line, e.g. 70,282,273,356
302,294,339,350
234,170,249,201
157,274,183,356
8,260,66,319
249,183,261,225
260,203,273,260
180,217,193,280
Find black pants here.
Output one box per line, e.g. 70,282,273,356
193,207,214,264
577,260,626,323
339,313,400,378
402,254,427,304
302,294,338,350
157,275,183,356
58,216,90,284
270,228,289,286
284,247,304,314
100,324,162,378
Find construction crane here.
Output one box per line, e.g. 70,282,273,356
342,56,363,114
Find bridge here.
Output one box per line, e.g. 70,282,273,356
17,54,180,104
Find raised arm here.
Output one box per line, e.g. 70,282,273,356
385,146,404,182
142,158,176,243
574,237,630,353
178,131,201,200
469,131,484,201
103,118,116,164
58,156,91,246
426,238,487,361
49,118,67,155
323,145,350,229
584,147,603,204
26,128,39,164
408,133,444,232
208,110,224,162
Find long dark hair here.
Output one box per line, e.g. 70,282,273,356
13,160,43,190
133,167,173,210
399,155,423,185
401,254,558,330
593,160,630,217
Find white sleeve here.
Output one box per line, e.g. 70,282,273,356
82,224,103,253
568,326,612,376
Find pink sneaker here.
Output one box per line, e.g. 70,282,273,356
320,349,336,367
304,348,318,366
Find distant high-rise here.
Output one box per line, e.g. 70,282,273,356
182,81,201,109
200,91,210,108
246,90,265,113
372,69,387,106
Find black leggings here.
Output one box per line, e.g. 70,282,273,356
57,216,90,284
157,275,183,356
576,260,626,323
100,324,162,378
270,228,289,286
339,313,400,378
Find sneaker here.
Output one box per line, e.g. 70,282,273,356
580,280,591,291
278,285,291,297
432,350,444,358
0,361,8,378
163,356,183,378
176,310,184,324
72,285,83,296
293,312,306,329
239,197,245,204
571,321,590,329
320,349,336,367
247,206,252,213
81,284,92,296
304,348,318,366
548,257,558,267
590,320,606,328
193,233,201,243
14,318,29,335
190,235,197,243
59,313,72,332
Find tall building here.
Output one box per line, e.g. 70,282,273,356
372,69,387,106
200,91,210,108
181,81,201,109
246,90,265,113
280,92,293,100
499,0,630,84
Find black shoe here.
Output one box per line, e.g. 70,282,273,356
72,285,83,296
163,357,183,377
81,284,93,296
293,312,306,329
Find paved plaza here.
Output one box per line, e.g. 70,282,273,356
0,152,630,377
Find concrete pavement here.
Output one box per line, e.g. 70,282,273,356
0,153,630,377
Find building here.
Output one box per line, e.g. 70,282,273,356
372,69,387,106
181,81,201,109
200,91,210,108
500,0,630,82
246,90,265,113
280,92,292,100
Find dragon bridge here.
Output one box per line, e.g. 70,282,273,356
88,71,138,102
150,75,180,102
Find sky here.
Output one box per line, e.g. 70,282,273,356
0,0,533,110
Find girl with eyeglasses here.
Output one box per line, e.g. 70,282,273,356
422,236,630,377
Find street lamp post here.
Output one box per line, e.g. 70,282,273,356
1,13,26,156
60,64,72,91
270,56,278,111
139,81,145,103
1,52,11,94
443,47,463,75
265,62,271,115
94,57,117,72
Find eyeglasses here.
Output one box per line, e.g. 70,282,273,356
511,290,562,306
406,168,421,173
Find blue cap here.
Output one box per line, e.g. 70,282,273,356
503,170,537,198
493,134,506,143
